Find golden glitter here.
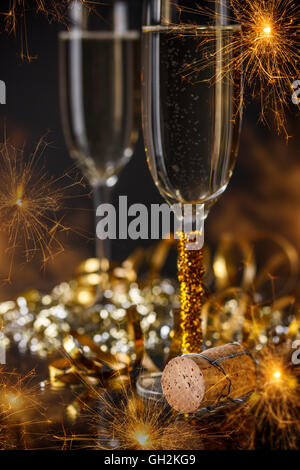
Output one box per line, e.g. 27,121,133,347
177,232,205,354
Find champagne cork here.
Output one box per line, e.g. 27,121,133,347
162,343,256,413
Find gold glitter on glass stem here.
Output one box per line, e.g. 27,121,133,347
177,232,205,354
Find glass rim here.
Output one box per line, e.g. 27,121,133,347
142,24,242,32
58,30,140,41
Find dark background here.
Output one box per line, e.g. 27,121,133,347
0,0,299,299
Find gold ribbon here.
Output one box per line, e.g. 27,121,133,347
213,232,299,297
49,306,144,388
203,232,300,348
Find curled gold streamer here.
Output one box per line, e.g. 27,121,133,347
203,231,300,349
213,232,299,298
49,306,144,388
177,233,205,354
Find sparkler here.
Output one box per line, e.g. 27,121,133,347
0,368,48,449
55,375,212,450
0,1,99,61
225,344,300,449
101,395,169,450
173,0,300,138
250,345,300,449
0,134,87,282
231,0,300,137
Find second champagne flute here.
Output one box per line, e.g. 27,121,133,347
59,1,141,299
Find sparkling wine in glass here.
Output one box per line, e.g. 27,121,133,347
59,1,141,297
137,0,243,398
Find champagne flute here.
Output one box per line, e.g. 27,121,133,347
59,1,141,298
137,0,243,398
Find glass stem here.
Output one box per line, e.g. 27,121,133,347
93,182,112,267
177,206,206,354
177,222,205,355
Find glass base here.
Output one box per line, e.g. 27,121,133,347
136,372,163,401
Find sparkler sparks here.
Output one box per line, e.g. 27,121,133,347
173,0,300,138
0,1,99,60
93,396,211,450
250,345,300,448
0,368,47,449
231,0,300,137
56,376,210,450
107,396,165,450
226,344,300,449
64,388,173,450
252,345,300,422
0,134,87,282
